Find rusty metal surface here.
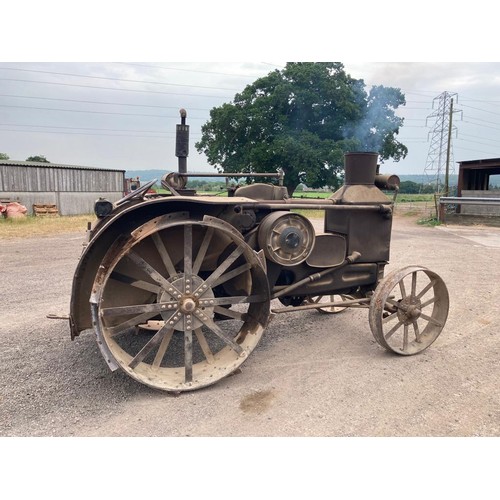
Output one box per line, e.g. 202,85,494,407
68,113,448,392
368,266,449,355
89,212,270,391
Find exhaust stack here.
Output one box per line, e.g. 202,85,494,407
176,108,189,174
329,152,397,205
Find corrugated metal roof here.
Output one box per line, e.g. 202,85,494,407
459,158,500,165
0,160,126,173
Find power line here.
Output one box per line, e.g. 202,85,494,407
0,128,169,139
459,131,500,143
454,145,500,156
0,78,234,99
115,62,266,79
0,103,208,119
0,122,202,134
0,93,211,111
462,118,500,132
0,66,242,92
456,137,500,149
461,103,500,117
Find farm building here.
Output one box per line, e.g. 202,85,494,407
0,160,126,215
457,157,500,216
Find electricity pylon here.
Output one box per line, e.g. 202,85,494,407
423,91,462,194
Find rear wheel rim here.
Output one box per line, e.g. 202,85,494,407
91,213,270,392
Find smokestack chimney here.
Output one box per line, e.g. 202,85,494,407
344,152,378,185
329,151,393,205
176,108,189,174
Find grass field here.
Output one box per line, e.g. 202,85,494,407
0,214,92,239
0,193,434,239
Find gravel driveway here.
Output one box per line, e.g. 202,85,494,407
1,215,499,437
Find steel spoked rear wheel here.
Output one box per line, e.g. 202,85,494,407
91,213,270,392
369,266,449,355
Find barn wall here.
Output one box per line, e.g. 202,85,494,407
1,191,124,215
0,164,126,215
0,165,124,192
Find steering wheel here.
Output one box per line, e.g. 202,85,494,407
115,179,157,207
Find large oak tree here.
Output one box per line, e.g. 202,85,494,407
196,62,408,195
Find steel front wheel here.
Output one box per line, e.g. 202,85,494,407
306,294,350,314
90,213,270,392
369,266,449,355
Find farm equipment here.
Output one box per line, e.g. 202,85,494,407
69,110,449,392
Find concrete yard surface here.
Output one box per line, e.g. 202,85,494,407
0,214,499,437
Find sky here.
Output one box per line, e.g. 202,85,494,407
2,1,499,183
2,61,500,180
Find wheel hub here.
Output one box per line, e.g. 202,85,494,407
179,297,197,313
397,296,422,325
158,274,215,331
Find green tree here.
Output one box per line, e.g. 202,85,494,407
0,152,9,160
399,180,420,194
26,155,49,162
196,62,408,195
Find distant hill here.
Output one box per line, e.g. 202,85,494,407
126,169,168,183
127,170,459,187
398,174,458,186
126,169,222,183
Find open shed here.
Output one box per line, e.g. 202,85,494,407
457,158,500,215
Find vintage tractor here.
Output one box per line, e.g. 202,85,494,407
68,110,449,392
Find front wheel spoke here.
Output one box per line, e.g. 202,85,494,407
382,311,399,324
421,296,437,309
385,320,404,340
416,279,437,300
212,262,252,287
402,324,409,351
419,312,443,327
194,327,215,364
196,244,245,292
194,313,243,354
399,280,407,298
184,329,193,383
413,321,421,343
129,325,173,369
411,272,417,297
386,298,403,309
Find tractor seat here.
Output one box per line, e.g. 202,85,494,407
234,183,288,200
